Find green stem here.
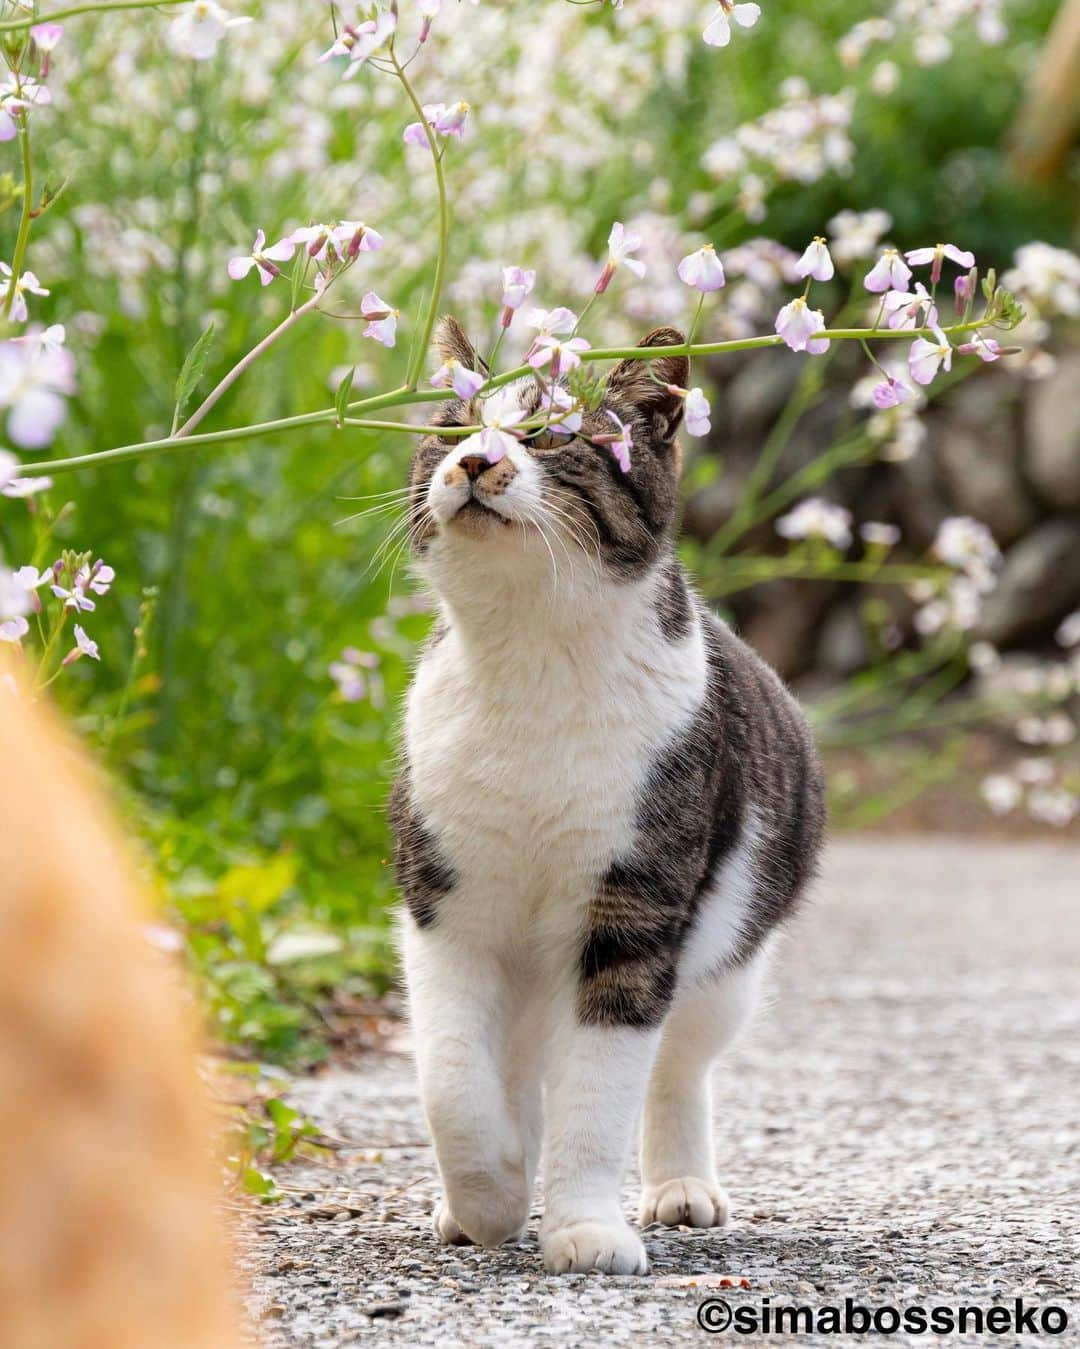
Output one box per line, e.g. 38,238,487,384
390,47,449,391
3,119,33,321
176,289,324,438
708,558,947,599
35,319,993,476
0,0,188,29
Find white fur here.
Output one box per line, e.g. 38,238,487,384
400,436,768,1272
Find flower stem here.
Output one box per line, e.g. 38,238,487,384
0,0,188,29
3,119,33,322
390,46,449,391
36,319,992,476
175,288,324,438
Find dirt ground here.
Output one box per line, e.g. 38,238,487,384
238,837,1080,1347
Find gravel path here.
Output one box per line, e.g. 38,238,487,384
240,837,1080,1346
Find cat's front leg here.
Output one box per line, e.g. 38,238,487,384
402,920,531,1248
539,984,663,1275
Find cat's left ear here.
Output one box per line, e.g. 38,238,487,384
605,327,689,445
433,315,488,374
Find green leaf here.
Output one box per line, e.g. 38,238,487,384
334,367,355,427
242,1166,281,1200
173,321,215,421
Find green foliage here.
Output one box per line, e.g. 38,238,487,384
1,0,1072,1065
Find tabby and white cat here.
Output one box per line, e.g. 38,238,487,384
390,318,825,1275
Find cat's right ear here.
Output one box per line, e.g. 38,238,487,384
434,315,488,374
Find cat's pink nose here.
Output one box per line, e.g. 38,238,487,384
458,453,488,480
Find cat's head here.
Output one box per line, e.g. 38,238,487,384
405,316,689,591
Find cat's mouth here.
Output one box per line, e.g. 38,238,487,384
449,496,511,530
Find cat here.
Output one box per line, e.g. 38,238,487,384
390,317,825,1276
0,662,244,1348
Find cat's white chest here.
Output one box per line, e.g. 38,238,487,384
403,594,707,942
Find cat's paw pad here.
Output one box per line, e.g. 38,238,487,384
541,1219,648,1275
432,1200,473,1246
640,1178,730,1229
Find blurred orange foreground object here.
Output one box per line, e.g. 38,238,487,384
0,660,245,1349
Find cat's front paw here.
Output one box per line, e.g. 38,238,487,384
433,1200,473,1246
640,1177,730,1229
541,1219,648,1275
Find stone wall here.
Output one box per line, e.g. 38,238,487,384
683,345,1080,682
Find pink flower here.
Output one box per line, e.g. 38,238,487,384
404,101,470,146
0,264,49,323
30,22,64,50
863,248,912,294
0,614,28,643
684,387,712,436
500,266,535,326
51,577,94,612
795,236,834,282
0,332,75,449
459,399,528,466
677,244,726,292
334,220,384,258
329,646,377,701
0,75,52,140
330,9,397,75
666,384,711,436
954,268,976,314
290,223,342,262
431,359,485,400
62,623,99,665
957,332,1002,362
30,22,63,75
419,0,441,43
527,334,591,379
775,297,829,353
881,283,938,330
908,326,953,385
360,292,399,348
905,242,975,286
525,306,577,337
227,229,295,286
2,473,52,498
595,222,646,293
703,0,761,47
75,559,115,595
592,410,634,473
871,374,913,408
540,385,583,435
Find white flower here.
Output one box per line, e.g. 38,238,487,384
684,387,711,437
967,641,1000,675
794,237,834,283
1002,242,1080,320
863,249,912,294
980,774,1021,816
859,521,900,547
1054,609,1080,649
677,244,726,292
775,297,829,354
933,516,1000,591
168,0,251,60
1027,788,1078,828
908,326,953,386
776,497,852,549
703,0,761,48
827,209,892,264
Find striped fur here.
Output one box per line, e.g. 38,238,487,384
389,319,825,1275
